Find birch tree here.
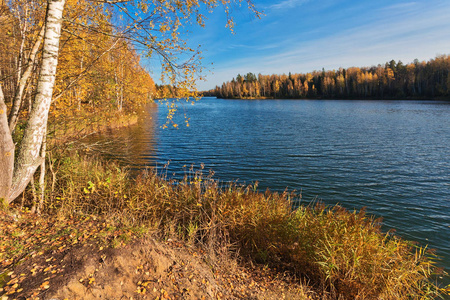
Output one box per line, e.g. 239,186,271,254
7,0,66,202
0,83,14,206
0,0,259,205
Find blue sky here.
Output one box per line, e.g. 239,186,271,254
150,0,450,90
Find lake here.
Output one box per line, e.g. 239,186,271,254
87,98,450,282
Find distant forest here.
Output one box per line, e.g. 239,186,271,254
208,55,450,100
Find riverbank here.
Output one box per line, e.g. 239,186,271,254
211,96,450,101
47,109,145,145
0,210,312,299
1,151,449,299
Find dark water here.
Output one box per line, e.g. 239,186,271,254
89,98,450,283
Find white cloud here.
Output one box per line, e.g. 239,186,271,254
270,0,310,10
379,2,418,11
197,2,450,90
226,43,280,51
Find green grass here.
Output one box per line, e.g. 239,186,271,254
18,150,450,299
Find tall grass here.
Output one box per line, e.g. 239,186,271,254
30,151,448,299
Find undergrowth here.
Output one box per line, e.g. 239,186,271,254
16,151,450,299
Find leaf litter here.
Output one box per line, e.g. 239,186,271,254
0,209,315,299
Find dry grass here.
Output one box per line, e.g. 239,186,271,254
21,151,450,299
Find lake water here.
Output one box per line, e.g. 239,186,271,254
88,98,450,282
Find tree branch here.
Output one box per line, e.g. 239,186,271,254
52,35,122,101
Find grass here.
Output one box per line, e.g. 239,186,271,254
8,150,450,299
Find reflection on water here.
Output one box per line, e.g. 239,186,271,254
87,98,450,285
82,104,159,169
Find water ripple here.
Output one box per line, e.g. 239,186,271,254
88,98,450,285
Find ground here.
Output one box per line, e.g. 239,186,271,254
0,210,316,300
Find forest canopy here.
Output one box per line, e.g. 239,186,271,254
0,0,258,206
210,55,450,100
0,0,155,125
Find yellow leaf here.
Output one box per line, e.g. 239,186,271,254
41,281,50,289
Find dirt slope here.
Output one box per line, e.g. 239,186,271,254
1,211,314,299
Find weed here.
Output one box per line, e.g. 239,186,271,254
13,150,450,299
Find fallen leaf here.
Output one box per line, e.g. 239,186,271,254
41,281,50,289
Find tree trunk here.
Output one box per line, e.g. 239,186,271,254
9,0,66,203
30,129,46,214
37,135,46,214
0,84,15,205
16,26,26,89
8,26,45,133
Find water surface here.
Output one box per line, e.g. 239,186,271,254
89,98,450,282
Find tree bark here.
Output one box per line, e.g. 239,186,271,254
0,84,15,205
30,129,46,214
9,0,66,203
8,26,45,133
37,132,47,213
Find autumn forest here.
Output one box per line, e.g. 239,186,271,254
0,0,156,129
210,55,450,100
1,0,450,298
3,0,253,210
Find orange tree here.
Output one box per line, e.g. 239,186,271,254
0,0,260,206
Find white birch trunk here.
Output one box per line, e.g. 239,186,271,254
9,0,66,203
30,128,46,214
16,27,26,89
37,133,47,213
8,26,45,133
0,84,15,205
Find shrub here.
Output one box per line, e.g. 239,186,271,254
33,151,448,299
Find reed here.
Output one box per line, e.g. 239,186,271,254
30,151,448,299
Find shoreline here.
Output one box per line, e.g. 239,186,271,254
48,103,157,143
1,150,449,299
212,96,450,101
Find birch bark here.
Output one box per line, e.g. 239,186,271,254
0,85,15,205
9,0,66,202
8,26,45,132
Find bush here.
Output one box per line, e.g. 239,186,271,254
34,151,448,299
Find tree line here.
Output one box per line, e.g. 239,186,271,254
0,0,156,125
0,0,258,208
209,55,450,100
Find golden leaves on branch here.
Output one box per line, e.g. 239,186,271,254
4,0,259,134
